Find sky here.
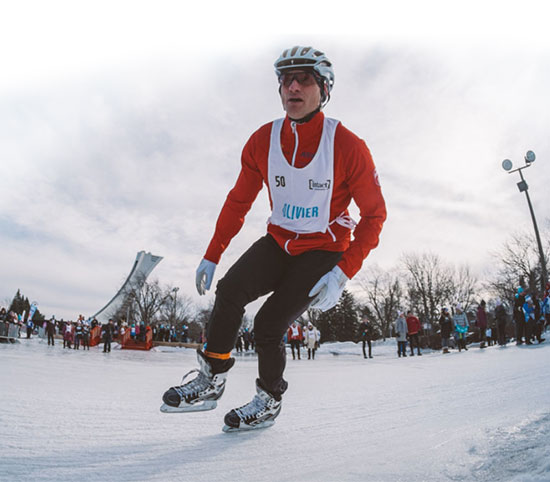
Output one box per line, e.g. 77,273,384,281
1,0,550,320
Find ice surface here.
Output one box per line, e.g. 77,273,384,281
1,338,549,481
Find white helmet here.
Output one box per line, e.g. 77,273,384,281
274,46,335,99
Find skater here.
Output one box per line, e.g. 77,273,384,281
305,322,319,360
453,304,469,352
395,312,408,357
358,316,373,358
160,45,386,432
439,308,453,353
287,320,304,360
476,300,488,348
494,299,507,346
406,310,422,356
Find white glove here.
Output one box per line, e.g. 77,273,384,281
308,265,349,312
195,259,217,296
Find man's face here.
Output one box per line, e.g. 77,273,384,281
279,69,322,120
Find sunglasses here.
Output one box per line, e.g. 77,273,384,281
278,71,319,88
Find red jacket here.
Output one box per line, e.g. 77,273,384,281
287,324,304,341
204,112,387,278
406,316,421,335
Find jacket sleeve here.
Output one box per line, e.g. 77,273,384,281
335,130,387,279
204,133,265,263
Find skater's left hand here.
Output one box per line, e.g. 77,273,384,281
308,265,349,312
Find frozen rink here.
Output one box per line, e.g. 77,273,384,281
1,336,550,482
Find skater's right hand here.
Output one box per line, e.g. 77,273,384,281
196,259,217,295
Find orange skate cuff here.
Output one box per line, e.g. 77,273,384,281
204,350,232,360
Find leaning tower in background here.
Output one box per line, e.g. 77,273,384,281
92,251,163,323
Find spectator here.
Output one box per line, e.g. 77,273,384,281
26,318,33,339
453,304,469,352
406,310,422,356
358,316,374,359
439,308,453,354
235,332,243,353
494,299,508,346
395,311,408,358
102,319,114,353
74,320,83,350
63,322,74,349
476,300,488,349
523,296,536,345
287,320,304,360
243,328,252,351
532,294,545,344
82,321,90,350
46,316,56,346
139,322,146,342
513,287,526,345
305,322,319,360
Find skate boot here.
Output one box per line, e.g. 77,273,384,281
223,381,282,432
160,350,234,413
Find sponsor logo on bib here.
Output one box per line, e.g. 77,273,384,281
282,203,320,220
308,179,331,190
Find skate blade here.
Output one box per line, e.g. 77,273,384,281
160,400,217,413
222,420,276,433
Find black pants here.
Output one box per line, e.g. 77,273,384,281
104,340,111,352
290,340,301,359
206,234,342,397
515,318,525,343
409,334,421,355
497,321,506,345
362,339,372,358
47,333,55,345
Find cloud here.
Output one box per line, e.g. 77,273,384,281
1,10,549,318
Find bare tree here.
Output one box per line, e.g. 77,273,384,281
122,274,171,325
487,228,549,303
357,266,402,340
401,252,455,324
451,264,479,312
159,288,195,326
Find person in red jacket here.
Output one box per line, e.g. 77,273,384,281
161,45,387,432
406,310,422,356
287,320,304,360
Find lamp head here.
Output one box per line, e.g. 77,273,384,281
502,159,513,171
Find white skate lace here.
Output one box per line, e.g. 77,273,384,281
173,369,210,399
235,395,267,421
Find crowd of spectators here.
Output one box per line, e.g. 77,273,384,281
2,284,549,359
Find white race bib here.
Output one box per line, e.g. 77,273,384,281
268,117,339,234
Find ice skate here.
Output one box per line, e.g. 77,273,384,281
222,381,282,432
160,350,234,413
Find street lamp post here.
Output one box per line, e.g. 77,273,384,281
502,151,548,293
172,287,179,325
